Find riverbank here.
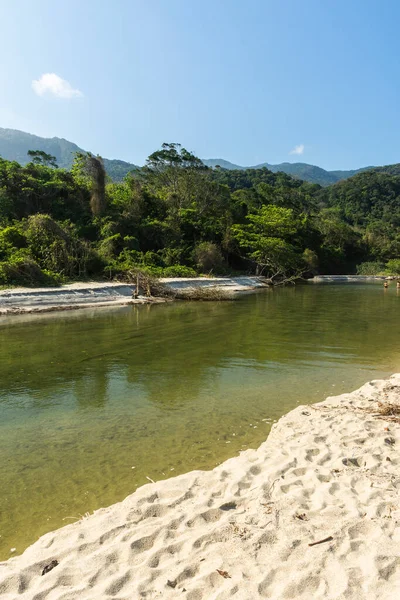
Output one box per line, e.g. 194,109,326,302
0,277,268,315
1,374,399,599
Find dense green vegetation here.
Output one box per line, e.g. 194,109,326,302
203,158,373,186
0,142,399,286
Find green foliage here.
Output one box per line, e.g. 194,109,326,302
0,256,61,286
203,158,371,187
385,259,400,275
316,171,400,266
193,242,224,273
0,226,27,248
1,140,400,286
97,233,123,260
27,150,58,168
232,205,302,276
356,262,386,275
0,157,90,222
25,214,99,278
161,265,197,277
0,226,27,260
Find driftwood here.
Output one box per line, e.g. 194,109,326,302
308,536,333,547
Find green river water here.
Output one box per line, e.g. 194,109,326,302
0,283,399,559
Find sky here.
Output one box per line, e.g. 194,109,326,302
1,0,400,170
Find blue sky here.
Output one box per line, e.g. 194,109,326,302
1,0,400,169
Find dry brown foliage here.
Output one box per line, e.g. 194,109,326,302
376,401,400,420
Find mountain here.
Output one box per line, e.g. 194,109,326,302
202,158,375,186
201,158,245,171
1,128,398,187
0,128,138,181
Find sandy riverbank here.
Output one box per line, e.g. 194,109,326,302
0,277,268,315
1,375,399,599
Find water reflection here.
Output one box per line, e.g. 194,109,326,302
1,286,399,412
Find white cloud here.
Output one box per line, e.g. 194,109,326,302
32,73,83,99
289,144,305,156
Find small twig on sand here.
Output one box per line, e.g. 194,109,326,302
146,476,156,484
265,478,280,497
308,536,333,547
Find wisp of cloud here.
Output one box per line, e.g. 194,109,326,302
32,73,83,99
289,144,305,156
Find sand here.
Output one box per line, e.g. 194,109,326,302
0,277,267,315
159,276,268,292
1,374,400,599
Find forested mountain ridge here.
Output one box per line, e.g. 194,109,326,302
0,141,399,287
203,158,375,186
0,128,138,182
2,127,399,187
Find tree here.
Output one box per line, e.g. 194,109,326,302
27,150,58,168
232,205,302,281
141,143,207,194
145,143,206,172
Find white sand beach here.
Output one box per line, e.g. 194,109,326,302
1,374,400,599
0,277,267,315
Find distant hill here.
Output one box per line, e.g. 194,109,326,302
373,163,400,177
1,128,399,187
202,158,375,186
0,128,138,181
318,168,400,227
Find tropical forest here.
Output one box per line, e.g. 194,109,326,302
1,142,400,287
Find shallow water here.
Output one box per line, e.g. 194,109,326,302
0,283,399,559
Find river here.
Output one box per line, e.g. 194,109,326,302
0,282,399,558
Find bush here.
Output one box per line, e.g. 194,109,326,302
161,265,197,278
97,233,123,260
356,261,386,275
0,257,60,287
123,235,139,251
385,259,400,275
0,226,28,260
0,226,27,248
160,247,187,267
25,214,97,278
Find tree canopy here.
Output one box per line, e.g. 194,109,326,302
0,144,399,286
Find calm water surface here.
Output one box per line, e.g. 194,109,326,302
0,283,399,558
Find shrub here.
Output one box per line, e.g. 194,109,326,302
160,247,186,267
356,261,386,275
123,235,139,251
142,251,164,267
25,214,98,278
385,259,400,275
0,257,60,286
0,226,28,260
161,265,197,278
97,234,123,260
0,226,27,249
